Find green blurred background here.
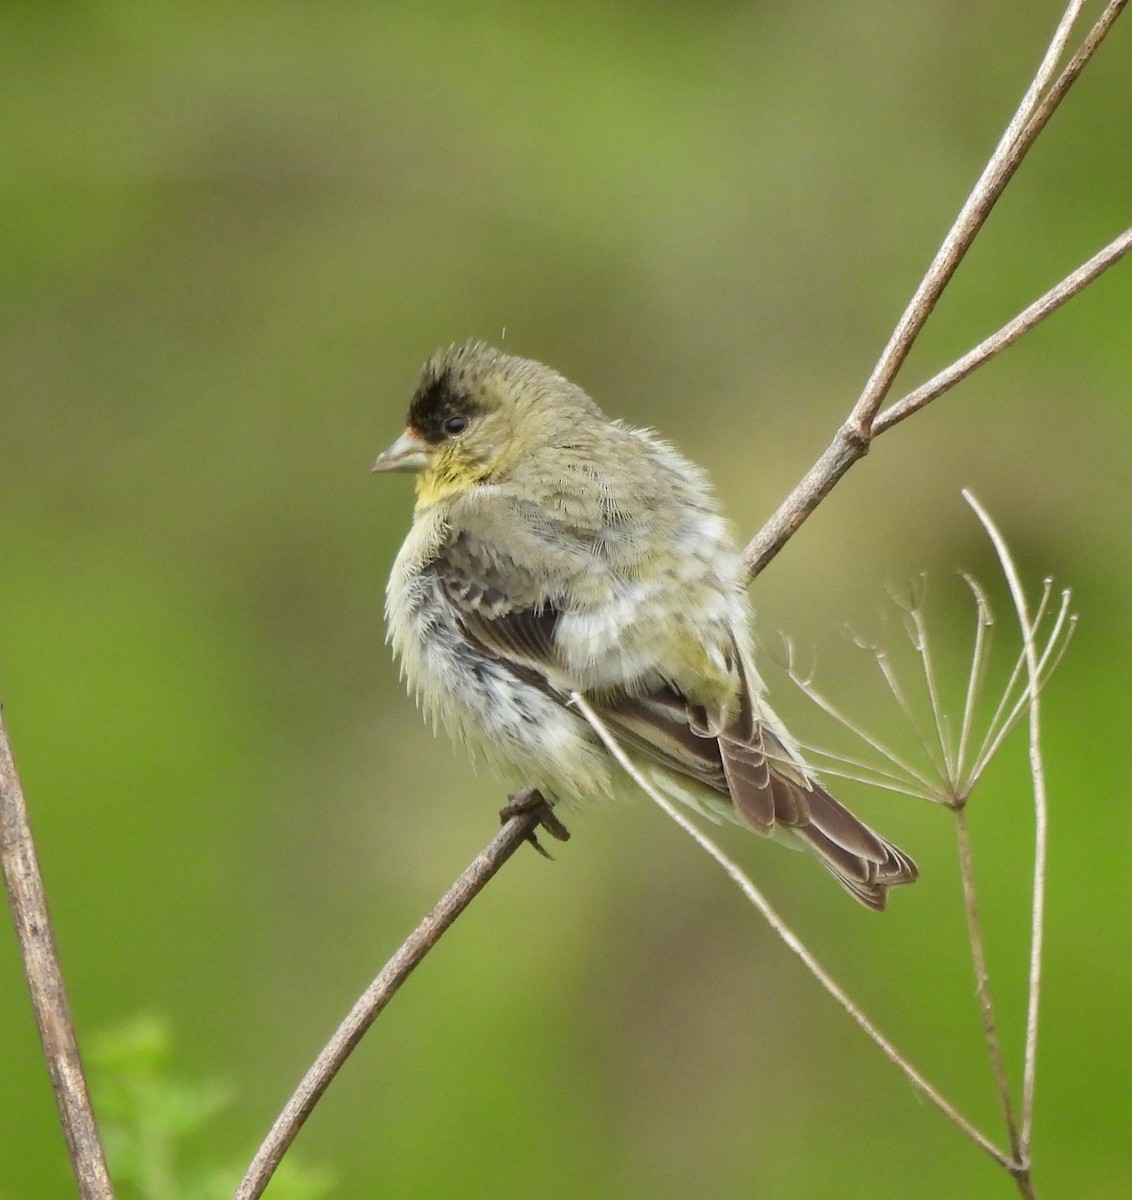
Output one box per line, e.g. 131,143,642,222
2,1,1130,1196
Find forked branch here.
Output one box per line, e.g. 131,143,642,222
742,0,1129,581
235,4,1122,1195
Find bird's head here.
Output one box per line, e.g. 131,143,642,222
373,342,603,507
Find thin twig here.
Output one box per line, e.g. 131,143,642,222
1017,1,1129,152
954,805,1022,1161
964,491,1049,1173
0,711,115,1200
970,588,1075,780
790,740,939,801
782,649,939,795
875,226,1132,434
851,0,1088,427
867,635,952,786
905,600,957,787
233,807,547,1200
955,573,995,786
741,1,1128,583
237,1,1117,1186
568,692,1014,1170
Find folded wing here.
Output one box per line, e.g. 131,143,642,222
428,534,917,909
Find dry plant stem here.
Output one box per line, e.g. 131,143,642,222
233,807,544,1200
954,574,994,781
780,640,939,798
954,804,1022,1161
943,576,1023,1162
568,691,1013,1171
741,0,1126,583
242,2,1112,1187
0,712,115,1200
1027,1,1129,149
852,0,1087,421
875,225,1132,434
744,221,1131,579
964,492,1049,1169
971,588,1075,780
903,600,956,781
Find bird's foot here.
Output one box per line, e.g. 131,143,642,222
500,787,570,859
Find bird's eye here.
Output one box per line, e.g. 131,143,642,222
441,415,469,437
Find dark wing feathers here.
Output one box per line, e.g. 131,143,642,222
716,672,776,832
595,687,729,793
430,531,563,674
460,603,561,671
708,655,917,907
427,529,917,909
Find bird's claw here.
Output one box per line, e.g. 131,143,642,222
500,787,570,859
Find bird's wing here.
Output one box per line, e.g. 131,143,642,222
590,683,731,793
715,652,919,907
591,644,786,827
608,652,917,909
430,528,915,908
428,527,566,672
430,525,779,806
432,532,743,799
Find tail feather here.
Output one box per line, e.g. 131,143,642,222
592,644,919,909
720,663,918,910
788,779,919,911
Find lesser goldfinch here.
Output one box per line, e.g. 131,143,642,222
374,342,917,909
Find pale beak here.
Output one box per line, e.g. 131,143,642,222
372,428,431,474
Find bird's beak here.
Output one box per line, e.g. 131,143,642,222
372,429,431,474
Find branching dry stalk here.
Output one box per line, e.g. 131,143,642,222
0,713,115,1200
741,0,1129,582
783,570,1073,808
581,487,1075,1199
780,499,1073,1200
568,695,1016,1166
209,3,1129,1195
0,2,1122,1198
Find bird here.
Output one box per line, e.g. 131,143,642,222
373,342,917,909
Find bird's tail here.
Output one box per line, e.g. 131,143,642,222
719,648,918,910
779,775,918,911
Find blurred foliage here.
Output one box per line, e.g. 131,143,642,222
1,1,1130,1197
89,1016,331,1199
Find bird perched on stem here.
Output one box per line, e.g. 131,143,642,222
374,342,917,909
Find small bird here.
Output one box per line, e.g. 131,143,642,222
374,342,917,909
